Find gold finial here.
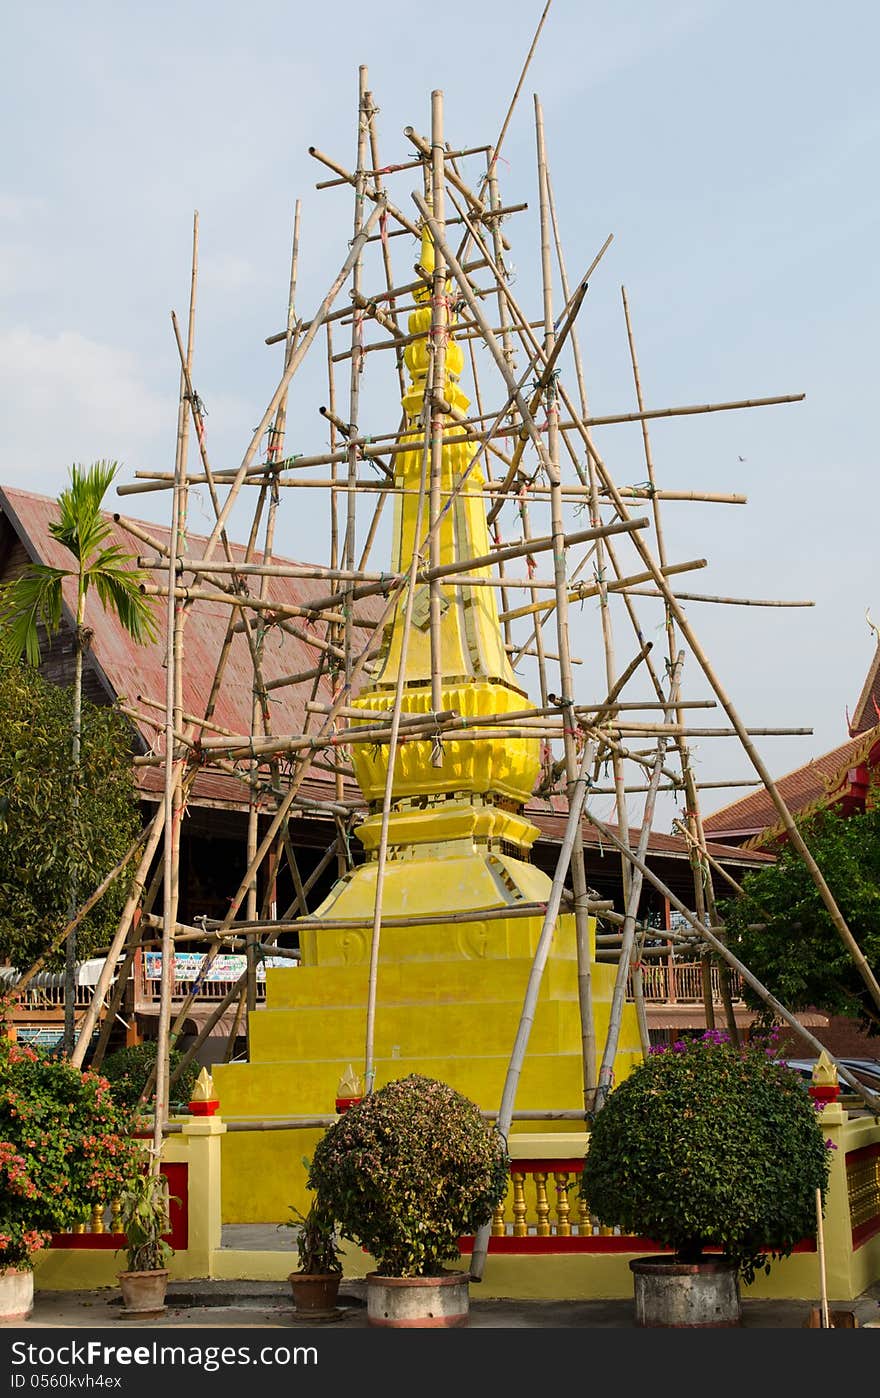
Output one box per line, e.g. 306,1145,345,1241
191,1066,216,1101
337,1064,362,1097
812,1050,838,1087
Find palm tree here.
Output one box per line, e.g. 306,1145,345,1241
0,461,157,1054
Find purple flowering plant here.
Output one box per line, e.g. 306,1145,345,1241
582,1032,833,1284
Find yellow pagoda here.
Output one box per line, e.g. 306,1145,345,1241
212,225,642,1223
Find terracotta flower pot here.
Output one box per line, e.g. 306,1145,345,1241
366,1271,470,1328
117,1269,170,1317
0,1267,34,1321
287,1271,342,1318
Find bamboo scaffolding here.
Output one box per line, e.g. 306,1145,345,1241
105,68,880,1179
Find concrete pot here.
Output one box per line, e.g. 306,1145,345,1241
0,1267,33,1322
117,1269,169,1317
366,1271,469,1328
630,1256,741,1327
288,1272,342,1318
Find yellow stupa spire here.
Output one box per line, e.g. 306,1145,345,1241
350,219,541,837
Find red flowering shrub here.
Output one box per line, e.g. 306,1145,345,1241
0,1033,139,1269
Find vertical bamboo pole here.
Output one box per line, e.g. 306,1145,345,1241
546,165,631,903
816,1188,830,1328
595,654,683,1106
344,68,370,690
364,367,434,1089
427,89,447,761
154,212,198,1170
534,96,596,1106
470,738,596,1283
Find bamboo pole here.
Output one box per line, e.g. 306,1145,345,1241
14,825,150,1000
545,159,632,904
363,329,435,1089
469,738,596,1284
534,94,596,1110
154,211,198,1169
595,653,684,1105
427,89,447,762
555,384,880,1014
66,819,162,1067
579,812,880,1113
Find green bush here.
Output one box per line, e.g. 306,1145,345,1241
0,1026,139,1269
581,1033,832,1283
102,1042,199,1111
308,1074,509,1278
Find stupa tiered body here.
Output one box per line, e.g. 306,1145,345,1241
213,229,642,1224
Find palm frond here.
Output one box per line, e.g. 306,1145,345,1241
0,568,68,666
89,561,158,644
49,461,118,563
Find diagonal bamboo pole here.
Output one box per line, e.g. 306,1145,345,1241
469,737,596,1282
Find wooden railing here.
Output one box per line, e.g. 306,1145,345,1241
627,961,744,1004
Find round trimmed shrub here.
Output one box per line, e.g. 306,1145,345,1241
308,1073,509,1277
581,1033,832,1283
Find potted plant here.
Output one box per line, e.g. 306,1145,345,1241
581,1031,833,1326
281,1183,344,1319
115,1165,175,1316
309,1073,509,1327
0,1012,138,1320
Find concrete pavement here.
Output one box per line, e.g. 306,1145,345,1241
8,1278,880,1329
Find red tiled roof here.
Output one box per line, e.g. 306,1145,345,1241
525,802,774,866
0,485,381,802
702,726,880,845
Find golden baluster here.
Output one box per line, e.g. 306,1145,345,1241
72,1221,86,1235
577,1192,592,1236
554,1172,571,1237
511,1171,527,1237
110,1198,124,1234
491,1201,506,1237
534,1172,550,1236
90,1202,105,1234
599,1220,615,1237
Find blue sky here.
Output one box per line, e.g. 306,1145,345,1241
2,1,878,830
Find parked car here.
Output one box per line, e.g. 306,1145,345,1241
776,1057,880,1105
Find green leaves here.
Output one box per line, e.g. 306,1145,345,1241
0,460,157,668
309,1074,510,1278
581,1037,832,1284
0,657,140,969
721,799,880,1033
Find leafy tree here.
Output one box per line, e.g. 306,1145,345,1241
720,801,880,1035
0,657,141,972
0,462,156,1051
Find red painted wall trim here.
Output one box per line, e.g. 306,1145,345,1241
458,1234,816,1256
